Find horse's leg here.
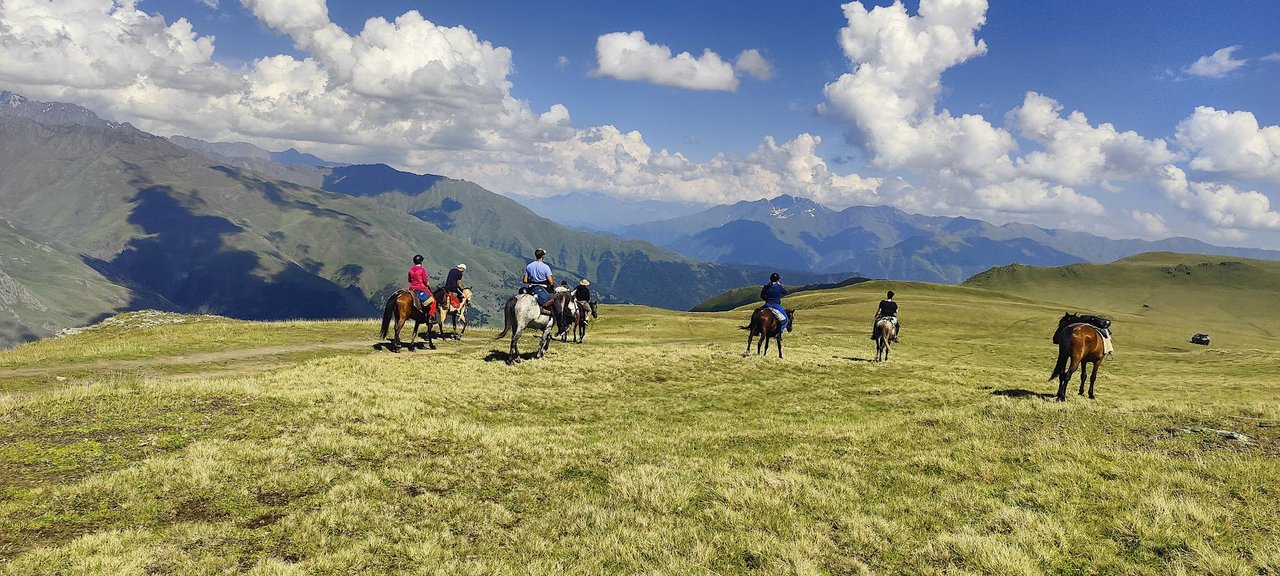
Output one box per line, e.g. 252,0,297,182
1088,360,1100,399
1078,361,1087,395
537,325,553,359
744,331,755,357
391,313,405,353
776,335,783,359
1058,352,1081,402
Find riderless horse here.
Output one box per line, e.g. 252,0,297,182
1049,312,1108,401
380,290,438,352
431,286,472,339
874,317,896,362
741,306,794,358
494,292,574,364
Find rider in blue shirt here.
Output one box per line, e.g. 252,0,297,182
760,272,790,332
523,248,555,308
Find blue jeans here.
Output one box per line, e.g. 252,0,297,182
527,284,552,305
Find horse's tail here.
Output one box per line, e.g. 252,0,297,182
1049,331,1071,381
380,294,396,339
739,308,759,331
494,296,516,339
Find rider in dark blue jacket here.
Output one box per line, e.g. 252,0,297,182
760,273,790,332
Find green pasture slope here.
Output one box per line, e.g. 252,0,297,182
1,254,1278,574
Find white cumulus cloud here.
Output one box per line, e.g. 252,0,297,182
734,49,774,81
593,31,738,91
823,0,1013,180
1186,45,1246,78
1010,92,1179,186
1175,107,1280,182
1129,211,1170,238
1157,165,1280,231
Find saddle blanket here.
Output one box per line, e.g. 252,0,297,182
447,293,460,308
1102,334,1114,356
769,307,787,322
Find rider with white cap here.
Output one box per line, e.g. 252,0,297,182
443,263,467,305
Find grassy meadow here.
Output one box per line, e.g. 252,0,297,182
2,254,1279,574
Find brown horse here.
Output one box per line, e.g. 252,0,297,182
379,290,438,352
874,317,896,362
431,286,472,339
741,306,794,358
1049,313,1106,401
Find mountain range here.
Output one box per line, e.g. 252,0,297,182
618,194,1280,283
0,91,840,347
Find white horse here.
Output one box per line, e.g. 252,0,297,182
494,292,573,364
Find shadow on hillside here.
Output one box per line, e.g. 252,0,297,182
992,388,1057,400
210,165,372,229
82,177,375,321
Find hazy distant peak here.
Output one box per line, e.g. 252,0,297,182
0,90,111,129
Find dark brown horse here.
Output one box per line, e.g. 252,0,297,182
741,306,794,358
562,299,598,343
1049,313,1106,401
380,290,438,352
874,317,896,362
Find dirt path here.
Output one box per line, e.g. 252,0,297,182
0,339,376,379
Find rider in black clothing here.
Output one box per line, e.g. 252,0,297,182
871,290,900,342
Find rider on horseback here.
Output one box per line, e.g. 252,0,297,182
523,248,555,310
871,290,899,342
443,263,466,307
760,273,790,332
408,255,434,315
573,279,592,303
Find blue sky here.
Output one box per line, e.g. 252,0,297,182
2,0,1279,248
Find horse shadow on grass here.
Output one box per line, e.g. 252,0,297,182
836,356,874,363
991,388,1057,400
372,341,432,352
483,350,543,363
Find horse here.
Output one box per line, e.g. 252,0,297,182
379,290,438,352
1049,313,1107,401
494,291,574,364
431,286,472,339
741,306,794,358
874,317,896,362
562,299,598,343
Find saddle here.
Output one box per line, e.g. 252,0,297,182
410,290,435,315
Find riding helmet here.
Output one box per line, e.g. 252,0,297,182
770,272,780,282
412,254,424,264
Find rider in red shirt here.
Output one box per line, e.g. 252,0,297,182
408,255,434,315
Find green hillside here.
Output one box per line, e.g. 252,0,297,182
0,218,157,343
0,117,541,340
964,252,1280,343
691,276,871,312
2,265,1277,573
